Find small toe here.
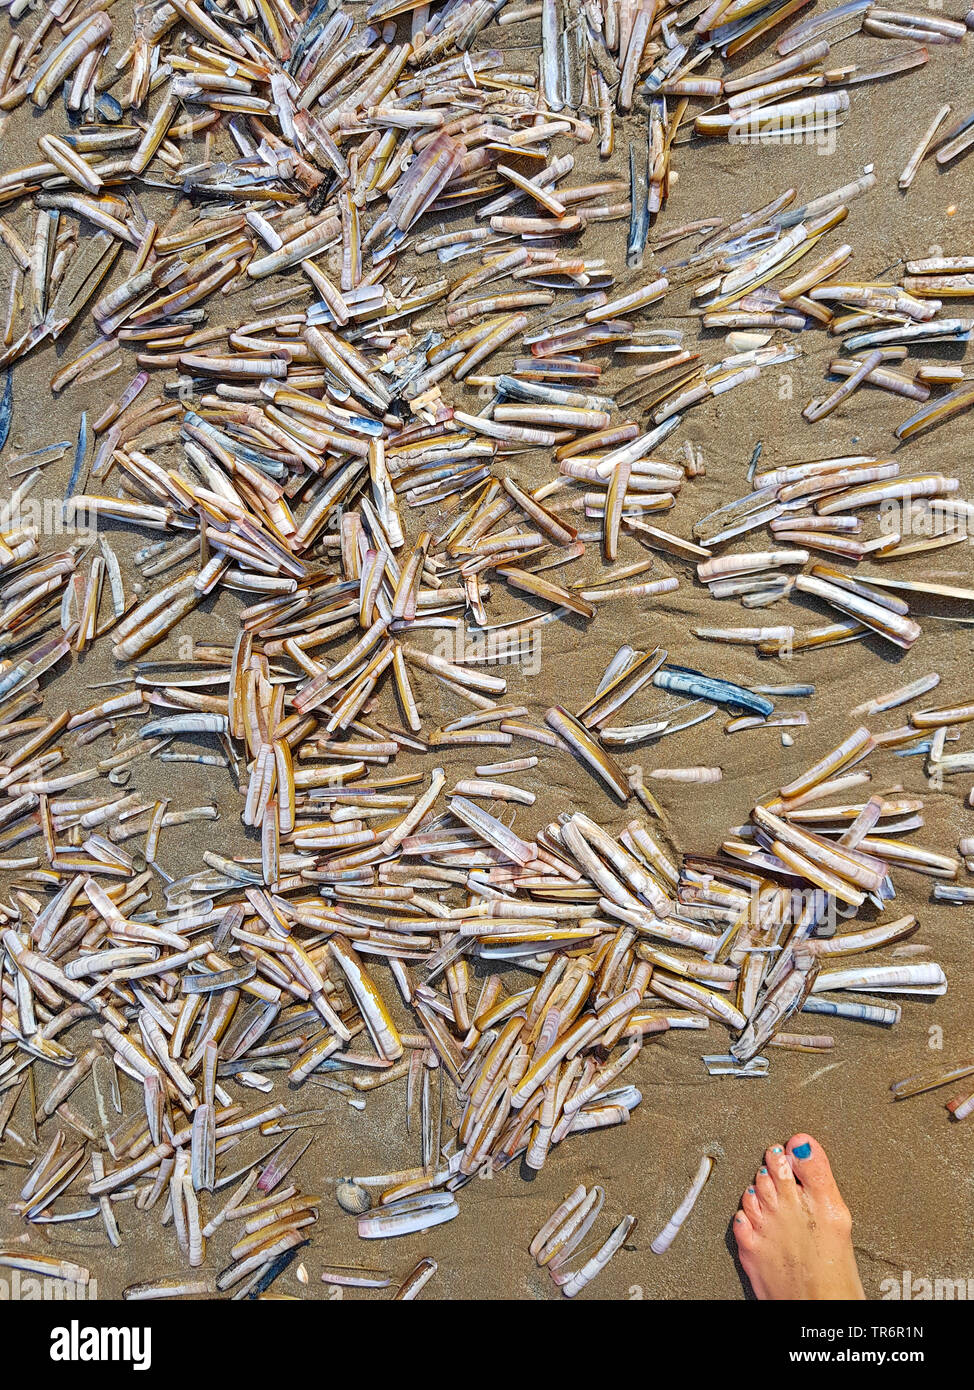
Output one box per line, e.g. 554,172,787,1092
741,1185,763,1225
787,1133,838,1195
754,1167,777,1209
734,1211,766,1299
765,1144,797,1192
733,1209,757,1253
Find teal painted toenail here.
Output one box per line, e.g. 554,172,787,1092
771,1146,783,1153
792,1141,812,1160
747,1186,755,1193
759,1166,767,1174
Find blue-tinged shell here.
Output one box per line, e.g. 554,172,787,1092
65,411,87,500
653,664,774,717
0,371,12,452
95,93,123,123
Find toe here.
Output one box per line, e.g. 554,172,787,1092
786,1133,837,1194
765,1144,798,1194
733,1211,767,1299
741,1184,763,1225
754,1165,777,1209
733,1209,758,1253
786,1135,849,1231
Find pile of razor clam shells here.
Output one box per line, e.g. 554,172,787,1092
0,0,972,1299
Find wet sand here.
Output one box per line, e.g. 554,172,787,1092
0,6,972,1300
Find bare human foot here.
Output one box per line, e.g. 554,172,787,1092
733,1133,865,1300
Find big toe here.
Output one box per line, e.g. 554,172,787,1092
787,1133,838,1196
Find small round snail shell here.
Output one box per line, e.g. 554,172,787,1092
336,1179,371,1215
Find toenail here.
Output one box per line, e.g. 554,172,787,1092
735,1215,744,1223
747,1186,755,1193
792,1142,812,1160
771,1146,783,1154
759,1166,767,1174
